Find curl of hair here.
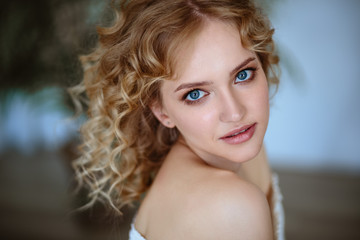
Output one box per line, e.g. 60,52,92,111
70,0,279,213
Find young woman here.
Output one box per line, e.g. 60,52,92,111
72,0,284,239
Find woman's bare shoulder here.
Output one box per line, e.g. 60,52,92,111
136,143,273,239
175,172,274,239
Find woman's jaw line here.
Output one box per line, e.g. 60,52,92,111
175,131,263,173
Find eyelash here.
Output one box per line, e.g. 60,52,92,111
182,67,258,105
235,67,257,84
182,89,209,105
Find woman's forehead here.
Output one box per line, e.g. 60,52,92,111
170,20,254,82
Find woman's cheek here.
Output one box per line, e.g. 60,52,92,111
201,108,218,123
175,107,217,136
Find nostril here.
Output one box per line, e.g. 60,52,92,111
220,108,244,123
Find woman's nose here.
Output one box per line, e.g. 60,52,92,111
219,90,245,123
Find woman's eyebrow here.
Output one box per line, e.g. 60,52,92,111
174,81,213,92
230,57,256,77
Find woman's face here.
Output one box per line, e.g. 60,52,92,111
152,20,269,169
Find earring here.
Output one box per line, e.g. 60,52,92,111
166,121,171,126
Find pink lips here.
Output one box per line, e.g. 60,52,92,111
219,123,256,144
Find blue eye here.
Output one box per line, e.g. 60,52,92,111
235,69,253,83
185,89,206,101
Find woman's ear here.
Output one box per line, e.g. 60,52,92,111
149,101,176,128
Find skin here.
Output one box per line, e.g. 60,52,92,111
136,20,273,239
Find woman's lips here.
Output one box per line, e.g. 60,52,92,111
219,123,256,144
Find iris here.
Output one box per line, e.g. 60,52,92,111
186,89,206,101
235,69,252,82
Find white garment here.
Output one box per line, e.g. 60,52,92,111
129,222,146,240
271,173,285,240
129,174,285,240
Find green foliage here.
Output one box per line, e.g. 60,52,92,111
0,0,110,91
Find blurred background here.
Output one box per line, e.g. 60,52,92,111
0,0,359,239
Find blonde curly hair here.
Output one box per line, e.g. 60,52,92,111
70,0,279,213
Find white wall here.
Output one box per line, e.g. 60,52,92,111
265,0,360,172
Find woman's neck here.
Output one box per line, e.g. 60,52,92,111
235,145,272,194
177,136,272,194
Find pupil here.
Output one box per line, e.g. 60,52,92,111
239,71,247,79
190,90,199,99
